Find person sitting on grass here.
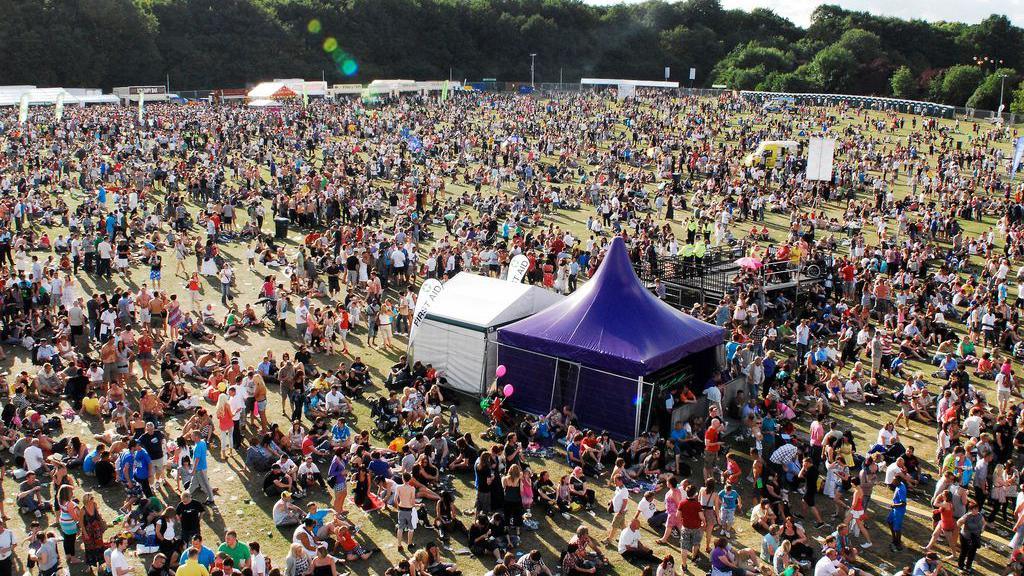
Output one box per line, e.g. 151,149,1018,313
223,307,240,339
272,492,305,527
617,518,659,565
333,521,376,563
709,537,762,576
262,463,295,499
568,467,597,511
468,513,504,561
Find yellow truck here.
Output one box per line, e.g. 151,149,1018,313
742,139,798,168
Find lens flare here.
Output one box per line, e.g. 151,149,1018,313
307,19,321,34
322,37,338,52
633,395,642,406
341,59,358,76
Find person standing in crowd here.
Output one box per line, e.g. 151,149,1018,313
0,519,14,576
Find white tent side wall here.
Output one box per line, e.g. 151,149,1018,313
412,319,488,396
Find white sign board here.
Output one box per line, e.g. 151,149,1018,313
408,278,443,342
664,67,670,80
689,67,696,81
507,254,530,284
806,138,836,181
617,84,636,100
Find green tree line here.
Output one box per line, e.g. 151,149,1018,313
1,0,1023,111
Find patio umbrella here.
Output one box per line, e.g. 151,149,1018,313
735,256,763,269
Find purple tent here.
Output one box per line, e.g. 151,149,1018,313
496,237,725,438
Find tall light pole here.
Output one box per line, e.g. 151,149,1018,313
999,73,1008,117
530,53,537,88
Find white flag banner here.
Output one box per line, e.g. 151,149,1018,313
1011,137,1024,178
54,93,65,121
138,91,145,124
805,137,836,181
408,278,443,342
18,94,29,124
507,254,530,284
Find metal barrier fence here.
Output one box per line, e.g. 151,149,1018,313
174,90,215,100
168,83,1018,124
956,106,1020,125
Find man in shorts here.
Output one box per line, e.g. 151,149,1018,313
100,339,118,387
138,422,166,487
703,417,724,480
604,476,630,545
677,485,704,569
886,477,907,552
797,457,825,529
395,472,417,554
717,483,740,538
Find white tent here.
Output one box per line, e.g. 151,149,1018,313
410,273,563,396
272,78,328,97
248,99,284,108
246,82,298,100
76,94,120,105
0,87,80,107
580,78,678,100
366,79,419,95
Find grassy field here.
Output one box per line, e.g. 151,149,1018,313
2,99,1020,576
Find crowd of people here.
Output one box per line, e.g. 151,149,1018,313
0,86,1020,576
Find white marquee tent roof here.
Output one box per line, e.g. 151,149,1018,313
246,82,297,100
0,86,118,107
77,94,120,105
425,273,564,329
248,99,284,108
0,87,78,107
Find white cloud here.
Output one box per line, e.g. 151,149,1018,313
584,0,1024,28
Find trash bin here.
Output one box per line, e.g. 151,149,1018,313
274,217,290,239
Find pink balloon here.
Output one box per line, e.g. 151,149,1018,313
503,384,514,397
495,365,507,378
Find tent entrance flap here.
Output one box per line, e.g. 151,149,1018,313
551,360,580,413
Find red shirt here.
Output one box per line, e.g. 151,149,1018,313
725,459,742,484
704,426,721,453
942,405,958,424
678,498,702,529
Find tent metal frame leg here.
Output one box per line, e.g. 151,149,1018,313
634,377,643,437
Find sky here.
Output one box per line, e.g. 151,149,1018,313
584,0,1024,28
